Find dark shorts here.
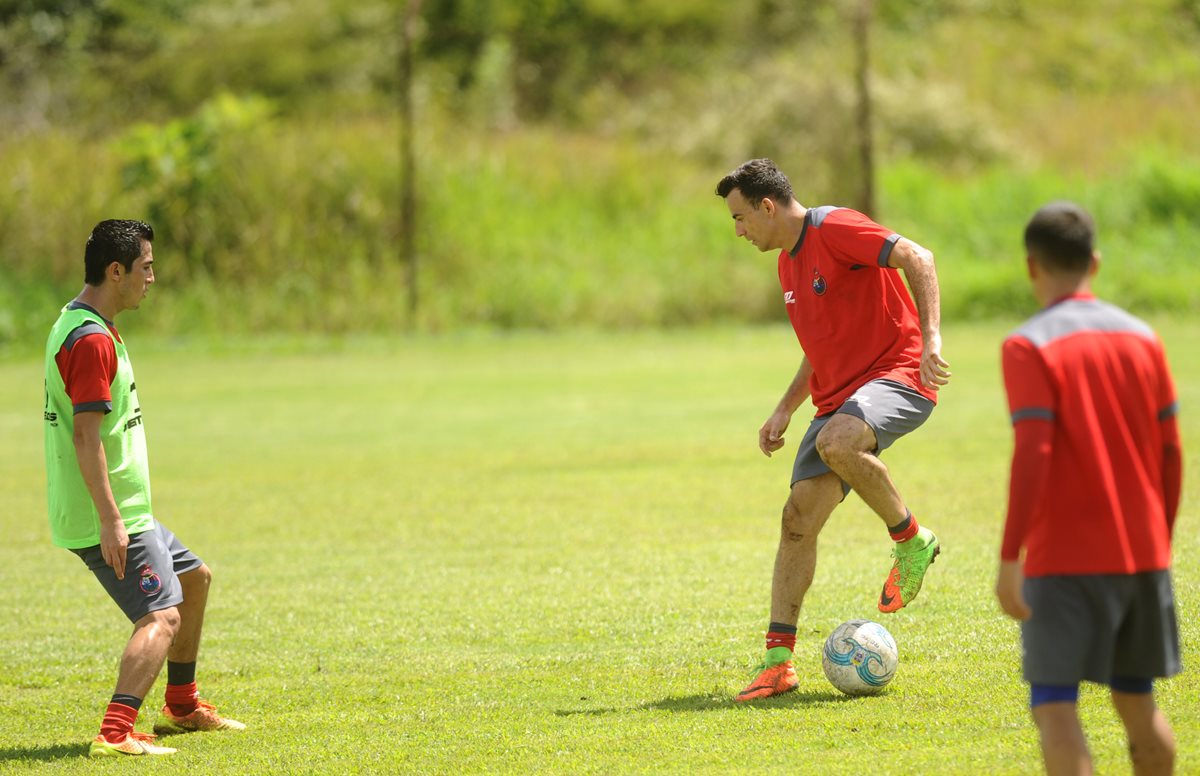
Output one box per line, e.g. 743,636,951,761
792,379,935,487
1022,570,1181,686
72,521,204,623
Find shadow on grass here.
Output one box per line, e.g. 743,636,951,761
555,689,854,716
0,743,89,762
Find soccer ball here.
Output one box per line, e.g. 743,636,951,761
822,619,898,696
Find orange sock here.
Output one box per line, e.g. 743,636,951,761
99,700,139,743
165,681,199,717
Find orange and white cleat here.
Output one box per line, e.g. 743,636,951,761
88,731,177,757
153,700,246,735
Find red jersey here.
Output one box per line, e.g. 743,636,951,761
778,206,934,416
1001,293,1181,577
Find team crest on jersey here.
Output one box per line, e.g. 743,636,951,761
812,268,827,295
139,565,162,595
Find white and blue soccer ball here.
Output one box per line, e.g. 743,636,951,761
822,619,898,696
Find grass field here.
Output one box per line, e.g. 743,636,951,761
0,321,1197,774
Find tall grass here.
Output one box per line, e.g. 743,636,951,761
2,117,1199,355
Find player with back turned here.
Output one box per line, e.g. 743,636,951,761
715,159,951,701
997,201,1182,776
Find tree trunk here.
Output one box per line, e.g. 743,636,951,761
853,0,876,219
400,0,423,322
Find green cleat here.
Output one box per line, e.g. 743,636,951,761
878,527,940,613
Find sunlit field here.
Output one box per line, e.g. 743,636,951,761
1,321,1196,773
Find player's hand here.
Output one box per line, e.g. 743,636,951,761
100,516,129,580
759,410,791,457
920,332,951,390
995,560,1031,621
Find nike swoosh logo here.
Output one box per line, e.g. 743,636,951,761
738,684,772,696
879,584,896,607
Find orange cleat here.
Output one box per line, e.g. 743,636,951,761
735,660,799,702
153,700,246,735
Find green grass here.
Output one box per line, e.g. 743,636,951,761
1,320,1197,773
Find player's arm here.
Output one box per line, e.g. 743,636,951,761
996,337,1055,621
1152,344,1182,537
1162,416,1181,538
887,238,951,390
760,356,814,457
73,410,129,579
60,329,127,579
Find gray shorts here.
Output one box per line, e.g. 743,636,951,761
1022,570,1181,686
72,521,203,623
792,379,935,487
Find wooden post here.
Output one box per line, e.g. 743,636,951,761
853,0,876,219
400,0,423,322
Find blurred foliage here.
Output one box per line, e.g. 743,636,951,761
0,0,1199,351
116,93,276,275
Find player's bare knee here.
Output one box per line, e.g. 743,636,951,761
187,563,213,590
138,605,181,641
158,606,182,636
814,427,853,469
780,497,820,542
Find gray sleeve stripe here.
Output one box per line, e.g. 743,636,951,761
1011,407,1054,424
1159,401,1179,421
73,401,112,415
878,233,900,267
62,321,109,352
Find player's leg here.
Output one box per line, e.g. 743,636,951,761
1106,571,1181,775
737,413,844,702
114,607,181,698
171,562,211,665
814,381,938,612
74,531,183,757
1111,683,1175,776
814,412,904,523
152,523,245,734
1030,688,1092,776
769,472,844,626
737,472,843,702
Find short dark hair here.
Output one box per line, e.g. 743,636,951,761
84,219,154,285
715,158,795,208
1024,201,1095,274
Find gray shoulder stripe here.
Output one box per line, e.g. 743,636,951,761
1011,298,1156,347
808,205,840,228
62,321,110,352
1159,401,1179,421
1012,407,1054,424
878,233,900,267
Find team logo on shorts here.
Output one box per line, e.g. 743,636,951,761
139,565,162,595
812,269,827,295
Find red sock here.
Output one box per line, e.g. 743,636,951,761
165,681,199,717
99,701,139,743
888,512,920,543
766,622,797,653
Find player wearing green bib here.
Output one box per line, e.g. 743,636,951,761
43,220,243,757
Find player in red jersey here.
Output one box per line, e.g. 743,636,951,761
715,159,951,700
997,201,1181,776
